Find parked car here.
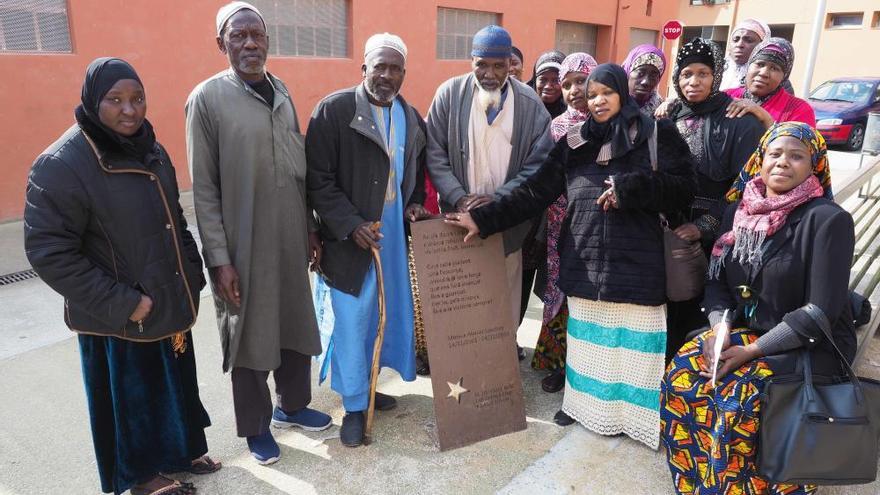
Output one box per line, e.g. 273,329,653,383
808,77,880,150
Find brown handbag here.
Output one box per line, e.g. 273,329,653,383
648,121,708,302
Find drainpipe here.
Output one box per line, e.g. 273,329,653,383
801,0,827,97
729,0,741,37
611,0,622,61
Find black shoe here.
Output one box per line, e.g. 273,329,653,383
416,354,431,376
340,411,365,447
374,392,398,411
541,370,565,393
517,345,526,361
553,410,575,426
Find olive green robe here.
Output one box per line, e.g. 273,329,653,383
186,69,320,372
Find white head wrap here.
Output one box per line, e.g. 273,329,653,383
732,18,771,41
364,33,408,60
216,1,265,36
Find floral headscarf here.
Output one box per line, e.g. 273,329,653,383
726,121,832,203
551,53,598,141
622,44,666,77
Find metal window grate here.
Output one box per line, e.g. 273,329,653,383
0,269,38,286
0,0,71,53
555,21,598,57
436,7,500,60
251,0,349,58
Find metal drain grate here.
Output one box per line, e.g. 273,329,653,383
0,269,39,286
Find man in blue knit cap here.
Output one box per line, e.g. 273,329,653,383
426,25,553,357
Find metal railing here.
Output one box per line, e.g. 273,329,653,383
836,156,880,365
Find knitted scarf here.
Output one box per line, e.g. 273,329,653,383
709,174,824,279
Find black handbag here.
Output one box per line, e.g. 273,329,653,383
757,304,880,485
648,121,707,302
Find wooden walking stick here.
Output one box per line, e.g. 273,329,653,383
364,222,387,442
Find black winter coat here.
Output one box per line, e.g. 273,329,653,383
472,118,696,306
24,125,205,341
674,104,764,243
306,85,426,296
704,199,856,375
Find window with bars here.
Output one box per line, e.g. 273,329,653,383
0,0,71,53
436,7,501,60
555,21,598,56
250,0,349,58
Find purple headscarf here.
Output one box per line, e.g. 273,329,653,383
622,44,667,76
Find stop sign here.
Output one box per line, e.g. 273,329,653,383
663,20,683,40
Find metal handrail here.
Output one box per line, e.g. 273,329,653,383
834,156,880,204
837,155,880,366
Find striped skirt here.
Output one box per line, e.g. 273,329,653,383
563,297,667,449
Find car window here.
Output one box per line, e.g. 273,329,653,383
810,81,876,103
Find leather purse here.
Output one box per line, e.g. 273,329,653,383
648,121,708,302
758,303,880,485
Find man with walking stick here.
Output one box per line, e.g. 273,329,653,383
306,33,430,447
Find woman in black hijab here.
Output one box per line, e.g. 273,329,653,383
24,58,218,495
528,50,567,118
663,38,765,362
447,64,695,443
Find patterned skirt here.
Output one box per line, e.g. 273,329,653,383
563,297,667,449
531,301,568,371
660,330,816,495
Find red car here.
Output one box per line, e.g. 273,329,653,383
809,77,880,150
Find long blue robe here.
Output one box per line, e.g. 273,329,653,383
315,98,416,412
79,332,210,494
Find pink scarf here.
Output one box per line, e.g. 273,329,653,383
709,175,823,278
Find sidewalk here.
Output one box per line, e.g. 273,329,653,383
3,282,880,494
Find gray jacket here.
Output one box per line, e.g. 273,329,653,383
426,73,553,254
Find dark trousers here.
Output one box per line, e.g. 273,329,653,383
519,267,537,326
665,297,709,364
231,349,311,437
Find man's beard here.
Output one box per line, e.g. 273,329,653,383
365,79,398,104
475,78,506,112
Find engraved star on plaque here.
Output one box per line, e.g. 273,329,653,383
446,378,469,403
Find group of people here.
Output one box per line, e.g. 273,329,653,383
22,1,852,493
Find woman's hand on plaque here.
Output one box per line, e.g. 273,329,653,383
444,212,480,243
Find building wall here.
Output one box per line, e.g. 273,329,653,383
676,0,880,97
0,0,678,221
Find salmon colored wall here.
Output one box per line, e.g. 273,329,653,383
0,0,679,221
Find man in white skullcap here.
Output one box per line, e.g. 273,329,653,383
186,1,331,465
306,33,430,447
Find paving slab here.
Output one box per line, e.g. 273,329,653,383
0,289,576,495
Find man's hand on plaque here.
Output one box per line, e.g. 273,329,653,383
455,194,493,212
444,212,480,243
352,222,382,251
404,203,431,223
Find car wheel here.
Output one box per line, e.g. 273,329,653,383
846,123,865,151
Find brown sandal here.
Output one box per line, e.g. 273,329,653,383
130,476,196,495
187,455,222,475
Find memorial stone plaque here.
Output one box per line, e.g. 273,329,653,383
411,218,527,451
